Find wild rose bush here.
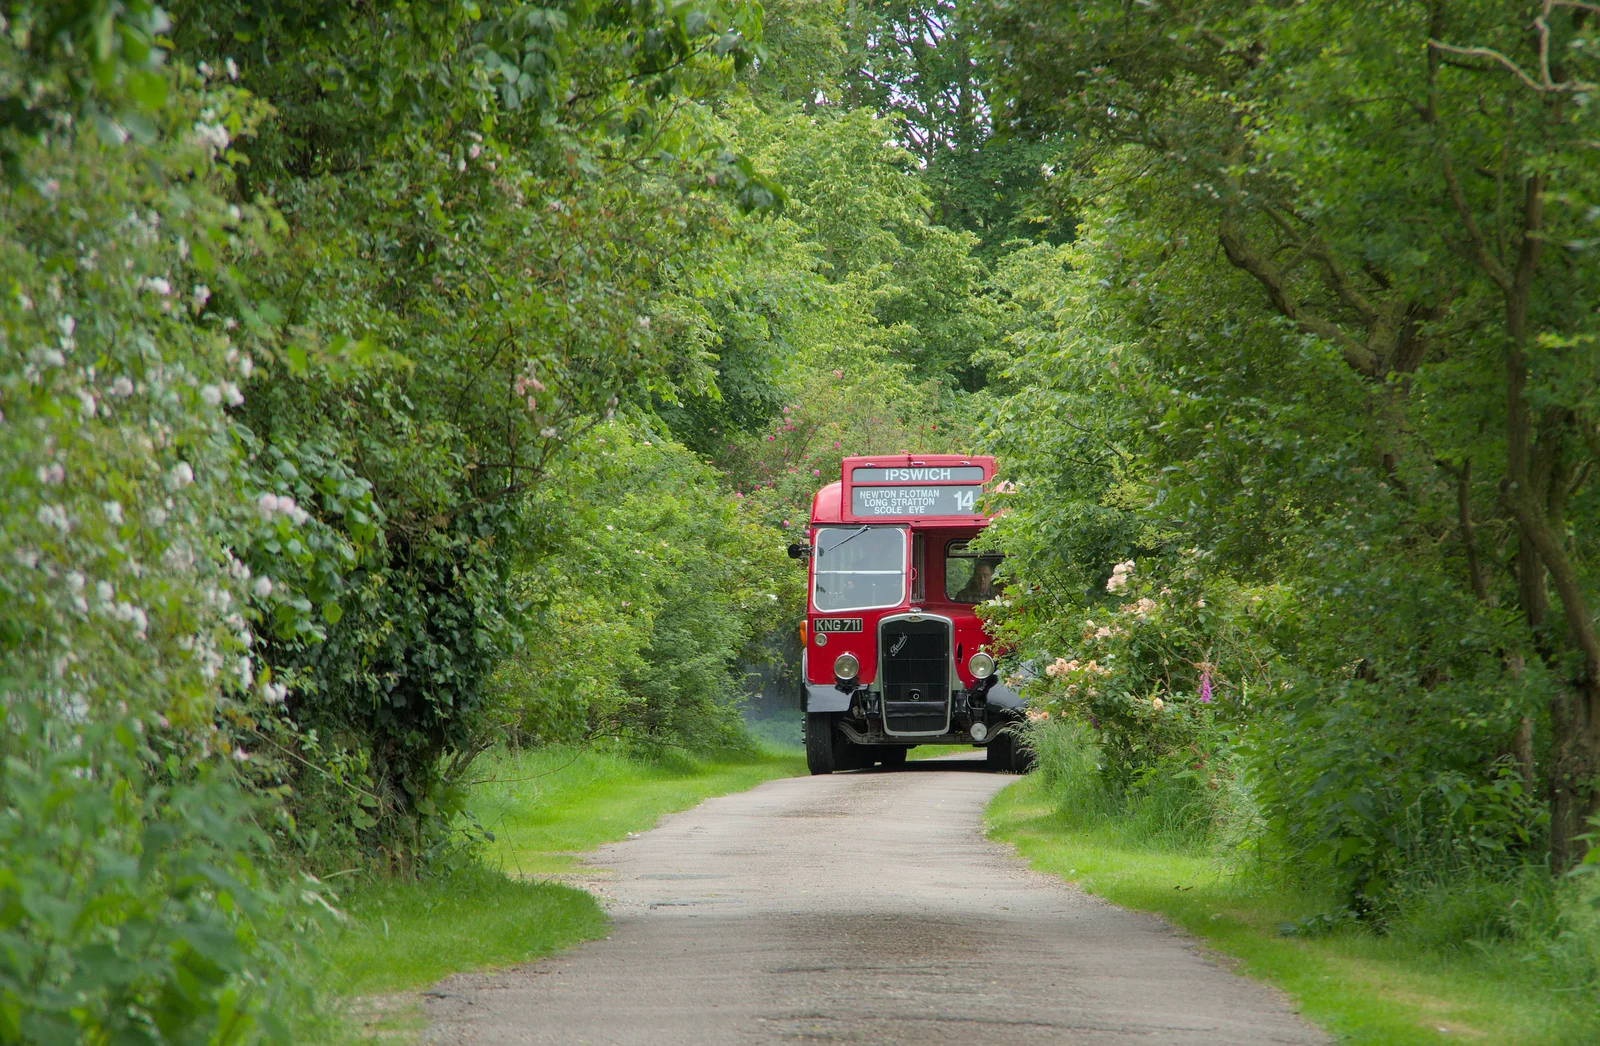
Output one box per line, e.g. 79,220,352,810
1006,552,1284,798
0,50,269,731
974,144,1566,918
0,7,327,1040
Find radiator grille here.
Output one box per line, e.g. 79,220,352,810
880,618,951,734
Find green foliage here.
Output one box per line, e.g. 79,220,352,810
746,0,847,108
736,105,1000,388
0,705,314,1046
491,424,799,749
1028,718,1232,851
717,324,957,535
139,0,793,855
982,185,1557,916
975,0,1599,938
5,0,871,1035
0,0,1055,1038
834,0,1068,254
0,5,337,1038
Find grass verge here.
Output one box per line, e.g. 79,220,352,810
987,773,1600,1046
314,742,804,1039
319,866,608,997
469,744,807,875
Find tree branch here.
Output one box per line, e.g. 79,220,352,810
1216,218,1380,374
1428,0,1598,94
1439,458,1490,601
1427,40,1555,92
1515,499,1600,685
1438,147,1514,291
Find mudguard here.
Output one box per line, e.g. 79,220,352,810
805,682,853,713
802,649,856,712
983,680,1025,710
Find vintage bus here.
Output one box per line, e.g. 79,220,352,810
788,454,1032,774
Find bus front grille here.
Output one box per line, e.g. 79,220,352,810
880,618,951,734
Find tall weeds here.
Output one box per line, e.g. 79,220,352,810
1029,715,1600,1004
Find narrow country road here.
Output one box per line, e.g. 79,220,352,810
423,757,1327,1045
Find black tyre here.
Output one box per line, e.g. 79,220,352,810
985,732,1013,772
835,732,871,771
805,712,837,775
879,746,908,768
987,728,1035,773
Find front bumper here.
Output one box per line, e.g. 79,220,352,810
805,677,1023,715
821,681,1026,747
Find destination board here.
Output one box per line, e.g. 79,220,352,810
851,466,985,484
851,484,983,517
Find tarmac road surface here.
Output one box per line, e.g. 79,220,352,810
423,754,1328,1045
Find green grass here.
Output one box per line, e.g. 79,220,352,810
319,865,607,997
908,743,983,760
987,774,1600,1046
315,741,804,1017
469,744,806,875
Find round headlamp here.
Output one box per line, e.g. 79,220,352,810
833,652,860,680
968,651,996,680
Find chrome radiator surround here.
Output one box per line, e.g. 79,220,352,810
877,613,954,737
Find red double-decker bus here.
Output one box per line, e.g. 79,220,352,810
788,454,1031,774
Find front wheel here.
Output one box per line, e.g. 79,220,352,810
986,729,1034,774
985,733,1012,773
805,712,837,775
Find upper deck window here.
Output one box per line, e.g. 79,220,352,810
945,541,1005,603
812,526,907,612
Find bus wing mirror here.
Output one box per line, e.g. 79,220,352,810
787,542,813,560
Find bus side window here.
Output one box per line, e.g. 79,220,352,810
946,540,1005,603
911,534,925,602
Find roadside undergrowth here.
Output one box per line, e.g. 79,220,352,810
987,774,1600,1046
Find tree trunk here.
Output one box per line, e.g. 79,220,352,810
1453,459,1488,602
1499,175,1600,870
1519,502,1600,869
1512,714,1535,790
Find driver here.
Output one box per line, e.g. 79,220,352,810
955,558,1000,602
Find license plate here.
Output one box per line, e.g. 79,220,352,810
814,617,863,632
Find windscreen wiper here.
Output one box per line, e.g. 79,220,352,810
818,525,870,557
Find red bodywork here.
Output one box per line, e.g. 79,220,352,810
803,454,999,691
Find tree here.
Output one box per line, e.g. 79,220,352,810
839,0,1067,253
978,0,1600,871
161,0,781,850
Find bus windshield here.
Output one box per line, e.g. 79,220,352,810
813,526,907,612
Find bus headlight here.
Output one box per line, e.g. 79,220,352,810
968,651,995,679
833,653,859,680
